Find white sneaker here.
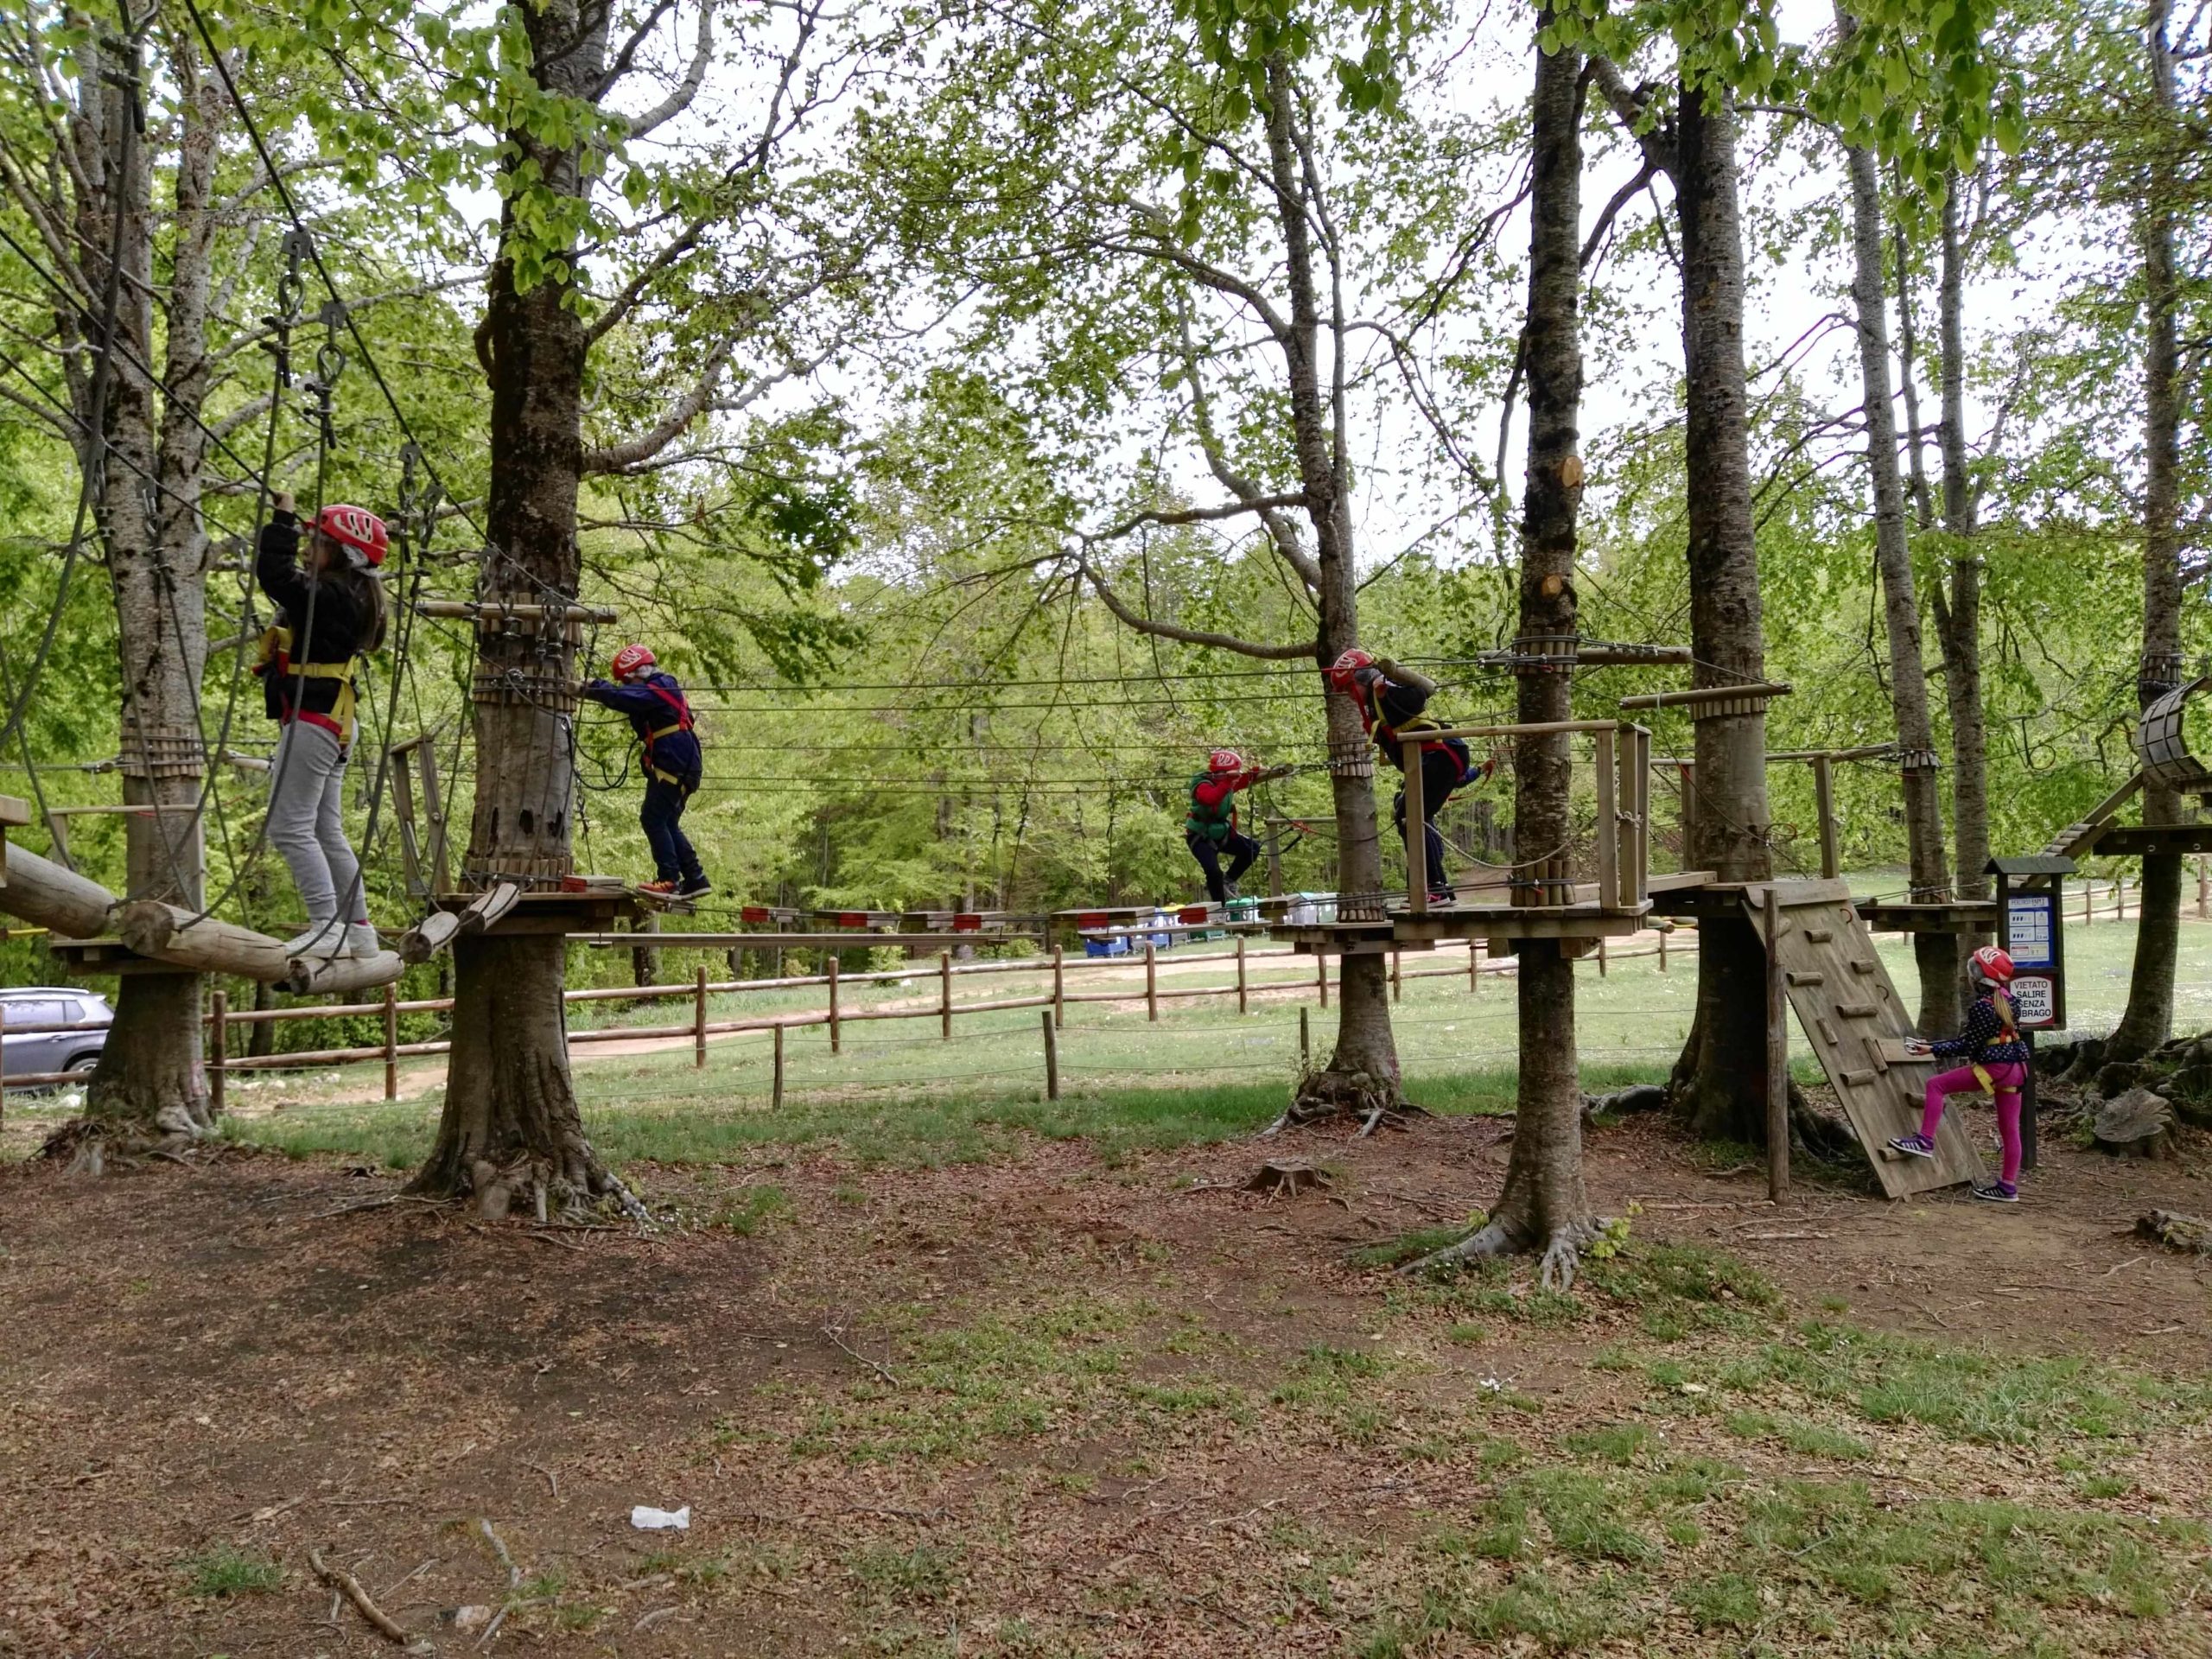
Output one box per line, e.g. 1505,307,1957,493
344,921,382,957
284,923,344,959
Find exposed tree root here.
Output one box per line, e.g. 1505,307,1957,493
38,1107,209,1175
1274,1065,1430,1135
1400,1212,1605,1291
410,1153,656,1230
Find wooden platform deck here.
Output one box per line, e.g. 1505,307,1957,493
430,886,644,936
41,937,181,976
1852,899,1999,934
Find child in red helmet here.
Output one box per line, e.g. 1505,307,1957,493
1889,944,2032,1202
1185,748,1291,905
582,644,709,898
256,491,390,958
1325,647,1497,906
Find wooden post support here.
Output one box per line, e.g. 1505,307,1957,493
1390,948,1402,1002
772,1023,786,1110
1041,1008,1059,1101
208,987,227,1117
1265,823,1284,896
382,982,399,1101
2117,876,2127,920
1468,939,1480,992
1811,755,1840,881
828,955,841,1054
1658,926,1669,973
1764,886,1789,1202
694,965,709,1069
1597,935,1609,977
1300,1005,1310,1068
2198,855,2209,918
1052,944,1065,1030
1402,734,1427,913
1317,951,1329,1007
1594,725,1619,906
940,950,953,1040
1144,942,1158,1022
1236,936,1249,1015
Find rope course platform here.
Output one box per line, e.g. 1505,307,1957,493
1849,899,2001,935
426,882,647,937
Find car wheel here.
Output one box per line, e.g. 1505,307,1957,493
63,1051,102,1077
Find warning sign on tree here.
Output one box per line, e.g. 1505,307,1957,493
2011,974,2058,1029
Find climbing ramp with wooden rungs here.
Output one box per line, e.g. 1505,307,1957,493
1745,879,1986,1198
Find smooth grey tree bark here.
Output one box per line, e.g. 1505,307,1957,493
1837,82,1959,1033
2109,0,2188,1063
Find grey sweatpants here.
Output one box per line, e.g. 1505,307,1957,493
268,721,365,925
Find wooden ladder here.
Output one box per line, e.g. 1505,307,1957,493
1745,879,1985,1198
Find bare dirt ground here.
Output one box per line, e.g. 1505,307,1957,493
3,1109,2209,1657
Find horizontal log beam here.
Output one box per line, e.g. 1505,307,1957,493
116,899,403,991
1618,681,1793,710
0,840,118,938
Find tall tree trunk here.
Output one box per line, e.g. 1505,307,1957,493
1929,178,1991,950
1257,52,1402,1121
2109,0,2188,1063
1416,15,1597,1284
1840,105,1958,1033
63,30,216,1159
410,0,627,1216
1666,85,1776,1142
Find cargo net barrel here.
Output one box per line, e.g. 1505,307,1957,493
2137,676,2212,798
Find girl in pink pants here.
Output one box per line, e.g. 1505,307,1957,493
1887,945,2031,1203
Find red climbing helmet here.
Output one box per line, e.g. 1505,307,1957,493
315,504,387,568
1968,944,2016,985
1325,646,1373,694
609,643,656,680
1207,748,1243,775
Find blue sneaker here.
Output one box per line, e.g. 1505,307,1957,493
1885,1133,1935,1160
1971,1179,2019,1204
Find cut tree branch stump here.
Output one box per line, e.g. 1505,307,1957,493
1243,1160,1331,1198
2135,1210,2212,1255
2094,1088,2176,1160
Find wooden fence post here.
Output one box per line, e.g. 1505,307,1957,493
1658,925,1669,973
1041,1008,1059,1101
1145,943,1158,1022
828,955,841,1054
2198,855,2209,919
772,1023,785,1110
208,987,227,1117
1299,1005,1310,1068
694,965,709,1069
1468,940,1480,993
382,982,399,1101
1052,944,1065,1030
1764,886,1789,1202
1317,951,1328,1007
1597,935,1608,978
1390,948,1402,1002
1236,936,1249,1015
940,950,953,1040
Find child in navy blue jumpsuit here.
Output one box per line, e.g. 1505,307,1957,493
582,644,709,897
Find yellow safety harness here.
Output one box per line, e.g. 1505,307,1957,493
252,624,359,747
1971,989,2019,1097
